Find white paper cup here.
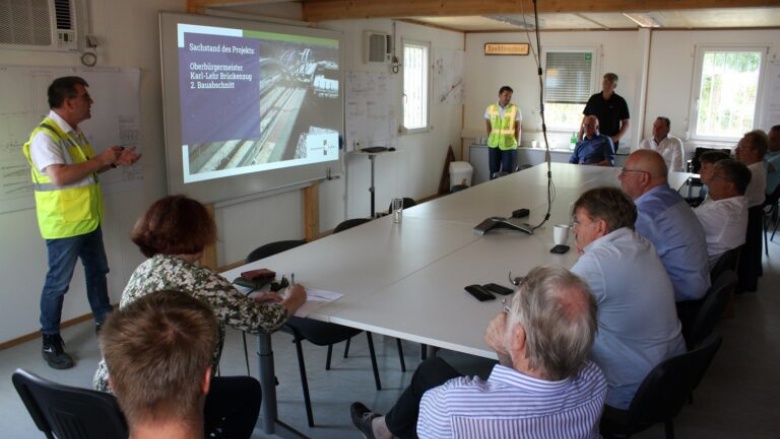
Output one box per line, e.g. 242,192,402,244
553,224,570,245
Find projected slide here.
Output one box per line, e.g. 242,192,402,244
177,24,340,183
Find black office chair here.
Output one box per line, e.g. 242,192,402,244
600,334,722,439
245,239,388,427
333,217,371,234
709,246,741,283
387,197,417,213
684,270,737,350
686,147,731,173
12,368,128,439
763,185,780,253
237,239,308,375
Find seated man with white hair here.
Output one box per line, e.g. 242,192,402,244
350,266,607,439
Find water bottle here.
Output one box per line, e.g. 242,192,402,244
570,131,577,151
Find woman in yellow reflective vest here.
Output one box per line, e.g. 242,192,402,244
485,86,521,179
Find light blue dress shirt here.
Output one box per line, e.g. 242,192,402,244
571,228,686,409
634,184,711,301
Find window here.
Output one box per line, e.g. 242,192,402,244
691,47,765,141
543,50,596,131
403,40,430,132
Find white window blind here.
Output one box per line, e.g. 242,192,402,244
545,52,593,104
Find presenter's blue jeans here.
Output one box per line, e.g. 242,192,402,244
40,227,111,335
488,147,516,178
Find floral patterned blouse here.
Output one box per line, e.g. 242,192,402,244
93,254,287,391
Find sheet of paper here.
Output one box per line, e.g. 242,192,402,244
294,288,343,317
245,287,343,318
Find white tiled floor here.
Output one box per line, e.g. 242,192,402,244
2,237,779,438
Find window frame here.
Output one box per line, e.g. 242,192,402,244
688,45,767,143
402,39,431,134
541,46,600,132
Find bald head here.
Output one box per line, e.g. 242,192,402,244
618,150,668,199
583,115,599,139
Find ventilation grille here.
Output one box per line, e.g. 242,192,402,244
54,0,72,30
364,32,390,64
0,0,77,50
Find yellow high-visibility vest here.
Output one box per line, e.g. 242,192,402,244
22,117,103,239
487,104,519,150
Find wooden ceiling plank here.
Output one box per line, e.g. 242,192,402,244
302,0,780,22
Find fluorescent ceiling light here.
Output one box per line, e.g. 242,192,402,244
623,13,662,28
484,15,541,30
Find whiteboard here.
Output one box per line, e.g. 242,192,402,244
0,65,142,214
345,71,398,151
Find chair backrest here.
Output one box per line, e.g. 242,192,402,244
710,246,741,282
764,184,780,208
688,147,731,173
246,239,307,263
626,334,722,428
333,218,371,234
387,197,417,212
686,270,737,349
12,368,128,439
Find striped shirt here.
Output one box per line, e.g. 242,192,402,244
417,361,606,439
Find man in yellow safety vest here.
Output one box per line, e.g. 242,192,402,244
22,76,141,369
485,86,521,179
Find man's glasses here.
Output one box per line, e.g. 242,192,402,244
508,271,526,287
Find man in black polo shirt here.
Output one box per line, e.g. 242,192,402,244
580,73,630,151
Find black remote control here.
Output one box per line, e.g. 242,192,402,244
484,283,514,296
512,208,530,218
465,284,496,301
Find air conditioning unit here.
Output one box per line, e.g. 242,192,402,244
363,31,391,64
0,0,81,52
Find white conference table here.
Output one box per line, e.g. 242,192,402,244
221,162,693,436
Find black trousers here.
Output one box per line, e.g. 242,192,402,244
204,375,262,439
738,206,763,292
384,356,462,439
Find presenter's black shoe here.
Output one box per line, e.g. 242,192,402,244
42,334,74,370
350,402,381,439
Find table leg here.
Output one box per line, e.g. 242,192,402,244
256,333,310,438
369,154,376,218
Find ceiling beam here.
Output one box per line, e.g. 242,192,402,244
187,0,780,19
301,0,780,22
187,0,294,14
